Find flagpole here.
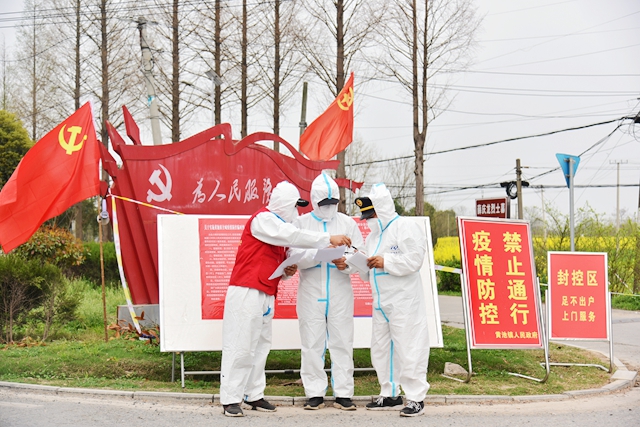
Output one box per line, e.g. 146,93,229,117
99,199,108,343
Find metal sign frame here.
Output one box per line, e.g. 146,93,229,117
546,251,613,373
452,216,550,383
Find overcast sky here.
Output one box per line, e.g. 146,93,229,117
1,0,639,221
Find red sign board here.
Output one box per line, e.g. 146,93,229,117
198,216,373,320
100,120,342,305
547,252,609,340
476,198,510,218
458,217,543,349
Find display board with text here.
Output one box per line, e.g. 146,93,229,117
547,252,609,340
458,217,543,349
159,214,443,352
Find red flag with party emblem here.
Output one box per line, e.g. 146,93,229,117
0,103,101,253
300,72,354,161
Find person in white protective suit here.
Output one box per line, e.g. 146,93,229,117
288,173,365,411
354,183,430,417
220,181,352,417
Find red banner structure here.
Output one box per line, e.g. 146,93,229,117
100,113,364,306
547,252,609,340
456,217,548,383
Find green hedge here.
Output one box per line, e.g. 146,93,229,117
69,242,120,287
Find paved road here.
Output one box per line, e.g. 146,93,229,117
438,295,640,371
1,387,638,427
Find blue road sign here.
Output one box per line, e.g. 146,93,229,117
556,153,580,188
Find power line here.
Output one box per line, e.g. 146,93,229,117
351,117,633,166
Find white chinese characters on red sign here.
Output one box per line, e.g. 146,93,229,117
476,198,509,219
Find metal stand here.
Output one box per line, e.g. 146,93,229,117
171,352,376,389
441,273,549,383
507,284,549,383
442,273,472,383
544,290,614,374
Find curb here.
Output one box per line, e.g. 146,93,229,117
0,369,636,407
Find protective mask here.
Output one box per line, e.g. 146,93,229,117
280,205,298,223
366,218,380,233
315,204,338,221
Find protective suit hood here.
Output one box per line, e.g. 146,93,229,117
267,181,300,223
310,173,339,221
369,183,397,229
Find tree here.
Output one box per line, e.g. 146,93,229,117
255,0,305,146
189,1,237,128
303,0,383,213
148,0,201,143
12,0,64,141
0,110,32,189
375,0,480,215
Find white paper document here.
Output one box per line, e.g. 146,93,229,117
345,251,370,274
313,245,346,263
268,251,304,280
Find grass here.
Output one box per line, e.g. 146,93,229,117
0,324,611,396
611,294,640,311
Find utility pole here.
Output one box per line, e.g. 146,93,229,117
541,188,547,243
516,159,523,219
137,17,162,145
610,160,628,234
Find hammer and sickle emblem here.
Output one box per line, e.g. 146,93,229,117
337,87,354,111
58,125,87,155
146,164,173,203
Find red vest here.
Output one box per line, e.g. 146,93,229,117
228,207,286,296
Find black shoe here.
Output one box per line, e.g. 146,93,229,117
245,398,276,412
365,396,404,410
223,403,244,417
400,400,425,417
303,396,324,410
334,397,356,411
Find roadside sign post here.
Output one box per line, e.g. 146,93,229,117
456,217,549,383
556,153,581,251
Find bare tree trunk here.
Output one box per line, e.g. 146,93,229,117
171,0,180,143
31,10,37,141
214,0,222,125
272,0,281,151
336,0,346,213
74,0,83,240
241,0,248,138
100,0,111,241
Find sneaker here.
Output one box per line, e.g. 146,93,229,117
303,396,324,410
223,403,244,417
245,398,277,412
365,396,404,410
400,400,425,417
334,397,356,410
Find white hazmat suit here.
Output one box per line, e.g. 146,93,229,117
289,173,364,399
361,183,430,403
220,181,334,406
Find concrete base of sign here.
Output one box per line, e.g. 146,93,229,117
117,304,160,328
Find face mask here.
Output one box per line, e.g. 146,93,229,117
316,204,338,221
366,218,380,233
280,205,298,223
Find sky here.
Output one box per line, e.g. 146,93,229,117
1,0,639,222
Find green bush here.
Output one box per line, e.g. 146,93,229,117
0,254,62,343
14,226,85,275
436,258,462,293
611,294,640,311
70,242,120,287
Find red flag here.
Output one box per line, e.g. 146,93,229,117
0,103,101,253
300,72,354,161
